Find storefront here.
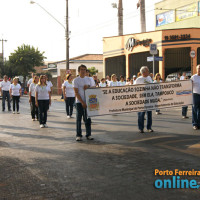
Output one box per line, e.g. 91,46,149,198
103,28,200,79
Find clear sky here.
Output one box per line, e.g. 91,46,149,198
0,0,162,62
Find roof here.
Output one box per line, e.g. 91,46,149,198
48,54,103,65
70,54,103,61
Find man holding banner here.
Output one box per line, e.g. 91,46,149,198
134,66,153,133
191,65,200,130
74,64,94,141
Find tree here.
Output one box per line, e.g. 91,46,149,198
88,66,98,76
0,60,15,78
9,44,46,87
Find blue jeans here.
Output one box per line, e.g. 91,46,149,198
2,91,11,111
192,93,200,127
38,100,49,125
182,106,188,117
76,103,91,137
138,111,152,130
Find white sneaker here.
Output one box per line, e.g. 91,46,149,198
44,124,48,128
40,124,44,128
67,116,70,119
76,137,82,141
13,112,15,114
86,136,94,140
17,111,20,114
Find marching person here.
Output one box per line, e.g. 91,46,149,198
153,73,162,115
27,73,35,88
10,77,22,114
134,66,153,133
99,78,107,87
35,75,51,128
191,65,200,130
0,75,11,112
180,72,189,119
109,74,119,87
63,74,75,118
74,64,94,141
118,75,126,86
29,76,39,121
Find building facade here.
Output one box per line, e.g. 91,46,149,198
103,28,200,79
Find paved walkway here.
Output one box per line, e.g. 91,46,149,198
1,97,200,199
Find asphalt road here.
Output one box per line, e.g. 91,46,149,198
0,96,200,200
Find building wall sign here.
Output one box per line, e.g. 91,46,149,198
176,3,198,22
156,10,175,27
125,37,152,51
164,34,191,41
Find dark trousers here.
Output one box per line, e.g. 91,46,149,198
65,97,75,116
192,93,200,127
31,96,38,119
138,111,152,130
38,100,49,125
2,91,11,111
76,103,91,137
12,96,20,112
182,106,188,117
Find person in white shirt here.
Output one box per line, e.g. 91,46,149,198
118,75,126,86
35,75,51,128
109,74,119,87
73,64,94,141
63,74,75,118
99,78,107,87
27,73,35,88
86,70,96,87
29,76,39,121
180,72,189,119
0,75,11,112
191,65,200,130
133,75,137,84
9,77,22,114
46,74,53,93
153,73,163,115
134,66,153,133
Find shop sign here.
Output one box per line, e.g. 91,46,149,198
125,37,152,51
176,3,198,22
156,10,175,27
48,63,57,68
164,34,190,41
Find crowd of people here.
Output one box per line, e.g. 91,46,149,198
1,64,200,141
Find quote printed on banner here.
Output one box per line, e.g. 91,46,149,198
85,80,193,117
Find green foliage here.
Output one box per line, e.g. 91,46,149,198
88,66,98,76
9,44,46,78
0,60,16,78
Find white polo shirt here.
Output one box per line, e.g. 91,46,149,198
191,74,200,94
0,80,11,91
10,84,21,96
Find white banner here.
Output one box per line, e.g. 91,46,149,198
85,80,193,117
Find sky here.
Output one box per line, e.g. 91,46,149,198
0,0,162,62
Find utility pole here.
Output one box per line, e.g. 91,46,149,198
118,0,123,36
137,0,146,33
66,0,69,70
0,39,7,65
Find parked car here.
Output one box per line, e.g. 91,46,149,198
166,71,191,82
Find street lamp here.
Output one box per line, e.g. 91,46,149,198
30,1,69,70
